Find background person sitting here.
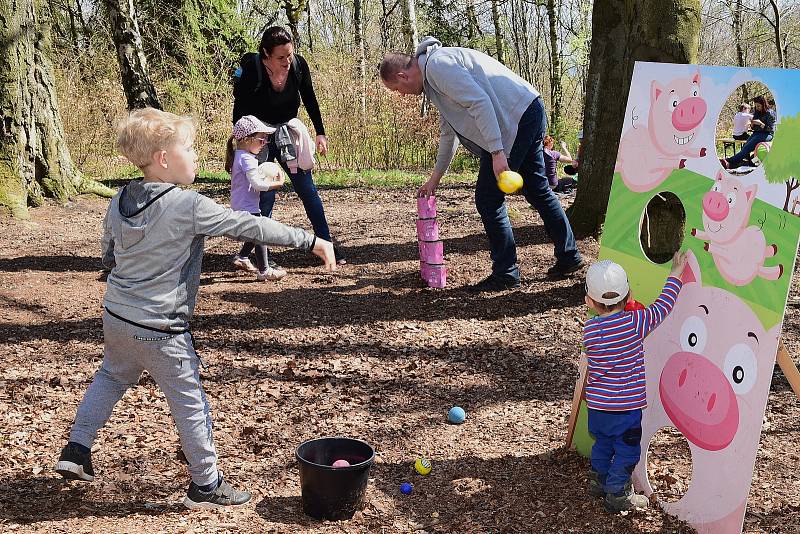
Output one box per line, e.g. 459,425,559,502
722,95,774,169
732,103,752,141
543,135,577,193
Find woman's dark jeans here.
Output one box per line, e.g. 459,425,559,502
728,131,773,167
474,97,581,281
258,137,332,241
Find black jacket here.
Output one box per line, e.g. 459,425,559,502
232,53,325,135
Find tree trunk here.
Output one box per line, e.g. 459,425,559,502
353,0,366,117
784,177,799,212
283,0,307,45
466,0,481,43
567,0,701,236
732,0,748,101
105,0,161,110
490,0,504,63
768,0,784,68
0,0,113,218
546,0,563,138
401,0,418,54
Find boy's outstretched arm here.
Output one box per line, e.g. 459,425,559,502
192,193,336,270
638,251,687,336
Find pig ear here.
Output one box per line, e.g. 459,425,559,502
651,80,663,102
715,169,725,182
744,184,758,202
692,71,701,84
681,250,701,285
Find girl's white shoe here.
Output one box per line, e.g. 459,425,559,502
257,267,287,281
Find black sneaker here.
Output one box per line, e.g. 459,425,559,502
547,259,585,278
588,469,605,498
55,443,95,482
466,274,520,293
183,476,251,509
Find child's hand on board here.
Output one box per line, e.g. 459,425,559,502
669,250,688,277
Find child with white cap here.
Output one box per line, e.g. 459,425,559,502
225,115,288,281
582,251,687,513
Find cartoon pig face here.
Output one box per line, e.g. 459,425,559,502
701,171,757,243
645,252,778,452
649,72,707,155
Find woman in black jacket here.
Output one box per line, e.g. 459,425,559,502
233,26,344,263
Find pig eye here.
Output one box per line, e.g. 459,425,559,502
712,183,721,192
726,193,736,206
671,99,679,108
724,344,757,395
680,316,707,353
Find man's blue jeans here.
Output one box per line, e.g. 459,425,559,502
727,131,773,167
475,97,581,281
258,138,332,241
587,408,642,494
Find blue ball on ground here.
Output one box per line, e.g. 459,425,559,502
447,406,466,424
400,482,413,494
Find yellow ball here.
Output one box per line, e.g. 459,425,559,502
414,457,432,476
497,170,523,194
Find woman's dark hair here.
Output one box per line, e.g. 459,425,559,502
753,95,768,109
259,26,293,58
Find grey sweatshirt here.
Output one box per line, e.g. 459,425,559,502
101,180,314,331
415,37,539,177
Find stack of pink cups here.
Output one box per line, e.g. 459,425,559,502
417,196,446,288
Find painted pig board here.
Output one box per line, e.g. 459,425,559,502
571,62,800,533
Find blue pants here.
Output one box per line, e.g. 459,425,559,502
727,131,773,167
474,98,580,281
587,408,642,494
258,137,332,241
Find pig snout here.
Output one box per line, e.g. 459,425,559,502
659,351,739,451
702,191,729,222
671,97,707,132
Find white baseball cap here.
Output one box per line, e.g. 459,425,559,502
585,260,630,305
232,115,276,141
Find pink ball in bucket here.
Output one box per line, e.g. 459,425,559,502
332,459,351,468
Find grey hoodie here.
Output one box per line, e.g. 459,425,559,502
101,180,314,331
415,37,539,177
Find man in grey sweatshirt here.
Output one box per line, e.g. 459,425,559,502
55,108,335,509
380,37,583,291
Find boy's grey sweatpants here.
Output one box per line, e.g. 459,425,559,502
69,310,218,487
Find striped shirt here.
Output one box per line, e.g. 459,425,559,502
583,276,683,411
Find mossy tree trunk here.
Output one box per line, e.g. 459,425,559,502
567,0,700,236
490,0,504,63
105,0,161,110
546,0,563,138
401,0,419,54
283,0,307,45
0,0,113,218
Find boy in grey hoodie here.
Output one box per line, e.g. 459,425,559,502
55,108,335,509
380,37,583,291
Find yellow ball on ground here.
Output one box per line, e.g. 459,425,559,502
497,170,523,194
414,457,432,476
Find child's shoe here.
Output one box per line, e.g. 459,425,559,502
604,485,649,513
232,255,258,273
256,267,287,281
55,443,95,481
588,469,605,498
183,476,251,509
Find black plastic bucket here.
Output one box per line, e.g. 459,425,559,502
295,437,375,520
